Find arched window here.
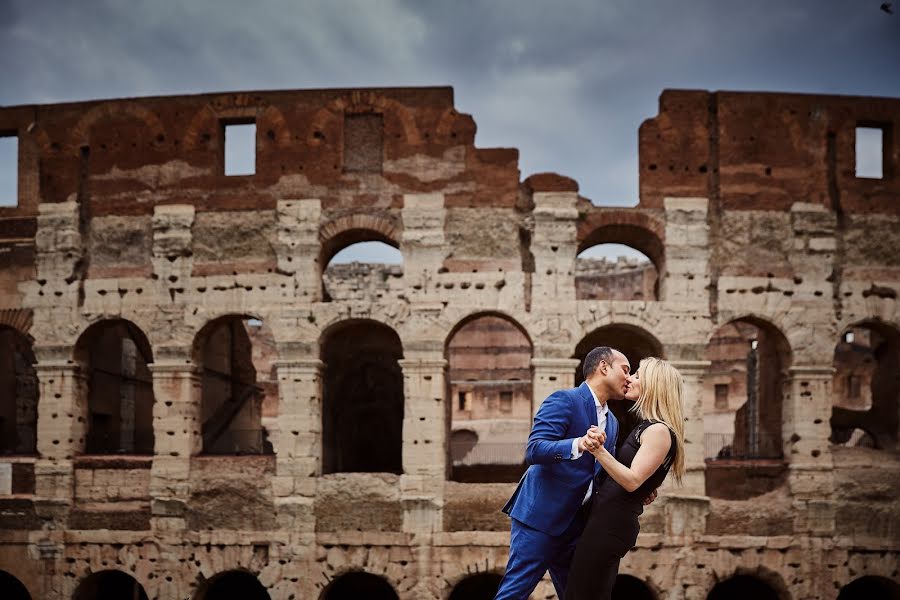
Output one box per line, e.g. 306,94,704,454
837,575,900,600
320,571,399,600
321,320,404,474
195,316,275,455
612,574,656,600
448,573,502,600
75,320,154,455
576,244,658,301
73,570,148,600
707,574,782,600
0,570,32,600
574,324,663,451
194,570,271,600
0,327,38,455
831,322,900,450
446,313,532,482
323,240,403,303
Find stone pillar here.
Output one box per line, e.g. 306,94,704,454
663,197,710,304
33,360,87,507
531,358,580,416
531,192,579,308
669,360,709,497
783,365,836,536
402,193,446,300
265,358,323,535
275,199,322,301
152,204,195,282
148,360,201,532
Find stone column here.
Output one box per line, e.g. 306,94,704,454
265,358,323,536
402,193,446,301
669,360,709,497
664,197,710,305
148,360,201,532
275,199,322,302
531,192,579,308
531,357,581,416
33,360,87,512
783,365,836,536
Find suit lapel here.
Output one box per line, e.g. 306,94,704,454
578,382,598,428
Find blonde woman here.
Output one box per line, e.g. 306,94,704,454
565,357,685,600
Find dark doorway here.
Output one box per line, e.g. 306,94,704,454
612,574,655,600
321,571,399,600
707,574,780,600
0,570,32,600
448,573,502,600
837,575,900,600
322,320,404,474
200,570,271,600
73,570,149,600
0,327,38,455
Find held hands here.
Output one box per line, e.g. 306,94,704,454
578,425,607,456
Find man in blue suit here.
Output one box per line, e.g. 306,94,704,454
494,346,632,600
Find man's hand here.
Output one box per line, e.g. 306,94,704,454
578,426,606,453
642,488,658,506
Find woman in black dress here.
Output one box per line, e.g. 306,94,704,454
565,357,685,600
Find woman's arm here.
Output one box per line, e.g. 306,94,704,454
590,423,672,492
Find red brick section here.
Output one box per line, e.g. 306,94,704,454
523,172,579,193
640,89,900,214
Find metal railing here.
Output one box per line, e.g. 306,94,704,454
704,432,783,460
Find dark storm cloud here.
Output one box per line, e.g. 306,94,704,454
1,0,897,205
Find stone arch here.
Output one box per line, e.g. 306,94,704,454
194,569,272,600
182,104,219,151
0,308,33,337
72,570,149,600
573,323,664,450
68,103,167,156
0,325,38,455
319,214,401,267
445,311,533,482
308,92,422,147
837,575,900,599
74,319,155,455
321,571,399,600
831,319,900,451
0,569,33,600
193,314,274,455
259,105,293,149
612,574,657,600
447,572,503,600
320,319,404,474
577,211,666,273
706,570,790,600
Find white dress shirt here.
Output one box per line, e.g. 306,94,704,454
570,385,608,504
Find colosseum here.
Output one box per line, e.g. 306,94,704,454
0,86,897,599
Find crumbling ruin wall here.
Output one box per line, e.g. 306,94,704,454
0,87,897,599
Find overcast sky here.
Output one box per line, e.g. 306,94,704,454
1,0,897,261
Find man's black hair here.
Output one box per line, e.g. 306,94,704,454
583,346,615,380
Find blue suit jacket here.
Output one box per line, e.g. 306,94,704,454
502,382,619,537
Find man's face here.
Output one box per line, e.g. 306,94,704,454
604,351,631,399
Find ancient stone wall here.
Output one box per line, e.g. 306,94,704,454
0,87,897,599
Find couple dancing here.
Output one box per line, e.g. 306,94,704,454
495,346,685,600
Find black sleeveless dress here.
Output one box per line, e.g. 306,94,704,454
565,420,677,600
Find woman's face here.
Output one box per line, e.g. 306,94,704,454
624,370,642,401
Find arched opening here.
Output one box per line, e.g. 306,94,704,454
837,575,900,600
575,243,658,301
0,327,38,455
195,316,276,455
321,232,403,303
72,570,148,600
0,570,32,600
707,574,781,600
448,572,502,600
703,318,790,499
446,313,532,482
322,320,404,474
573,324,663,451
612,574,656,600
831,322,900,451
75,320,154,455
195,570,272,600
320,571,399,600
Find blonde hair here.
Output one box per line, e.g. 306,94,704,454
630,357,685,484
